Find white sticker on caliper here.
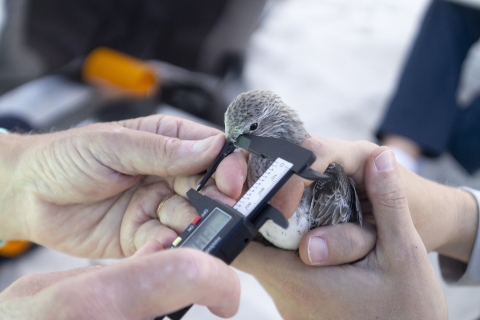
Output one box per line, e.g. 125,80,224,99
233,158,293,217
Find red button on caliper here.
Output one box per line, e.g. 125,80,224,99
192,216,202,225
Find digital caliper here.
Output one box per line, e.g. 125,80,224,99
156,134,330,320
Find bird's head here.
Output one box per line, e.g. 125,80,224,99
224,90,308,144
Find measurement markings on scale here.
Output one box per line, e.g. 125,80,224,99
233,158,293,217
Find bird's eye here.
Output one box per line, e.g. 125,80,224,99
249,123,258,131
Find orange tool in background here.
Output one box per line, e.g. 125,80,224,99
0,240,31,258
82,47,159,97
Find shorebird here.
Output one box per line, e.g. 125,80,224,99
222,90,362,250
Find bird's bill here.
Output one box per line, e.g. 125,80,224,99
196,139,236,191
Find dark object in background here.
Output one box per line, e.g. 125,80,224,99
0,115,36,133
161,84,215,119
25,0,265,79
376,0,480,174
26,0,266,125
0,0,267,126
95,98,159,123
26,0,228,75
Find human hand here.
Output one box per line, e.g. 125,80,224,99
0,240,240,319
233,147,448,319
291,136,478,264
0,115,248,258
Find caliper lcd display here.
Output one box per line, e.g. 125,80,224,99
181,208,232,250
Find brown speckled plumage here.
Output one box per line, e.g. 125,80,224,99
225,90,362,250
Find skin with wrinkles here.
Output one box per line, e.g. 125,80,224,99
225,90,362,250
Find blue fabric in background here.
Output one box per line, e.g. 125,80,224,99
377,0,480,174
0,115,34,133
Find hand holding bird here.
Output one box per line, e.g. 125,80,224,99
234,147,448,320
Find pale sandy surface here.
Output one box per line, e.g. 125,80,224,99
1,0,480,319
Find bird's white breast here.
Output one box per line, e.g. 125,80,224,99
258,187,313,250
259,208,310,250
249,154,313,250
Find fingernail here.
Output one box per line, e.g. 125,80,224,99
374,150,396,172
308,237,327,264
192,136,217,153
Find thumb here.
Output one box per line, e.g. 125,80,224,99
365,147,415,246
49,249,240,319
90,128,225,177
152,133,225,177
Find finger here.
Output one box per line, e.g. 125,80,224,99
51,249,240,319
215,151,248,200
157,193,199,234
302,137,377,184
298,223,376,266
269,175,305,219
1,266,104,298
173,174,237,208
85,124,226,177
132,239,164,258
158,176,237,233
119,114,222,140
364,147,414,245
121,181,178,256
133,219,178,253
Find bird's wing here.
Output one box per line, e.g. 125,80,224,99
309,162,361,227
348,178,363,225
310,182,347,226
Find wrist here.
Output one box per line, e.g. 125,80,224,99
0,132,31,239
436,187,478,263
403,168,476,260
403,170,448,252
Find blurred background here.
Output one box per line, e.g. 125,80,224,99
1,0,480,319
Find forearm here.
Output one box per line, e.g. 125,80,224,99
403,168,479,263
0,133,30,239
